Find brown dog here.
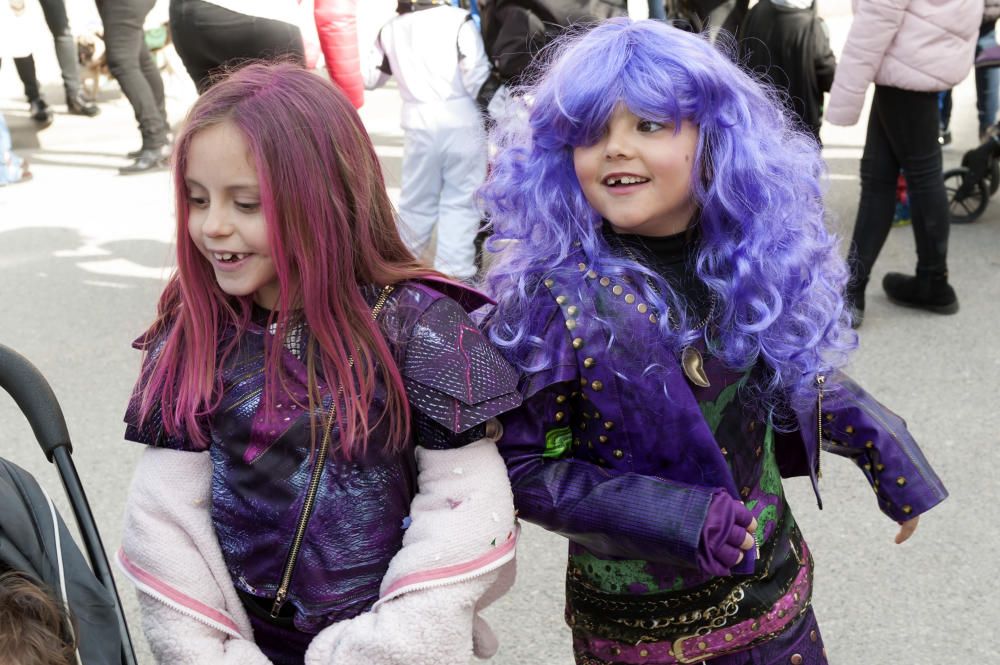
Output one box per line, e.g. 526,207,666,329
76,24,175,99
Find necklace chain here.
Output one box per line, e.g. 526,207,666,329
615,237,716,332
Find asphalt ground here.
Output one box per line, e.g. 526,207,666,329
1,4,998,664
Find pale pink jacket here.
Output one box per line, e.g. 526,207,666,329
117,429,518,665
826,0,981,126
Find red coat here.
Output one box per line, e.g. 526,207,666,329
314,0,364,108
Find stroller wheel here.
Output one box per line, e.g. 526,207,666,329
989,159,1000,195
944,167,989,224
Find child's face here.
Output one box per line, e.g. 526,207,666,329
185,121,280,309
573,104,699,237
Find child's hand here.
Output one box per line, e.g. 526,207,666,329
734,517,758,564
895,516,920,544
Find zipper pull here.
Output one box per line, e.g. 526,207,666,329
270,588,288,619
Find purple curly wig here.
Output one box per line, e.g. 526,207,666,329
481,18,856,412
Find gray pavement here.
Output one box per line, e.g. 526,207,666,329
2,6,999,665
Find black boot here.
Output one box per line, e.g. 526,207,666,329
66,92,100,117
882,270,959,315
845,275,868,328
29,98,53,127
119,147,168,175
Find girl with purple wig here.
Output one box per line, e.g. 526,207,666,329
115,62,521,665
481,19,948,664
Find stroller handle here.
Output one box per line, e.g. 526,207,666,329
0,344,72,461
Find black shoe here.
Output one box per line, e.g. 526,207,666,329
127,143,171,160
938,129,952,146
119,147,168,175
29,99,53,128
67,93,100,117
882,271,959,315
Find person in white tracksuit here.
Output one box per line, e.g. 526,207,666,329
365,0,490,281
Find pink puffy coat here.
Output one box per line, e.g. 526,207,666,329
826,0,981,126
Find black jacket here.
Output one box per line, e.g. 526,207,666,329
0,458,121,665
739,0,836,139
479,0,628,82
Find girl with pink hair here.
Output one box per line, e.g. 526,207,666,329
115,62,520,665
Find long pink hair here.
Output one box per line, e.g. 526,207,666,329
138,62,435,458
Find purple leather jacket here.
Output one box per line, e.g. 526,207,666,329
495,254,948,571
124,280,520,643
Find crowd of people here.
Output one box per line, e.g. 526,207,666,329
0,1,988,664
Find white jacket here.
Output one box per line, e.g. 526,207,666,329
826,0,981,126
117,433,518,665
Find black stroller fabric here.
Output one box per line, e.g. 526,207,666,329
0,457,122,665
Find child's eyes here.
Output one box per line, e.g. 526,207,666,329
187,195,208,208
637,120,666,133
235,201,260,213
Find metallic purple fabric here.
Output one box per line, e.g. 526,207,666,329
497,255,947,567
124,280,520,657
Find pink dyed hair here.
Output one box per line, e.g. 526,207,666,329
138,61,435,457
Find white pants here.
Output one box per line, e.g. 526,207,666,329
398,123,485,280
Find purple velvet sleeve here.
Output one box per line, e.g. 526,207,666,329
499,386,717,568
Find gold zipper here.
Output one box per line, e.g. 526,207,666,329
815,374,825,479
270,285,395,618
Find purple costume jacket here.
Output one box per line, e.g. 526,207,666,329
124,280,520,664
495,252,948,662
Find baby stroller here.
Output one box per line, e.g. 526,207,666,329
943,45,1000,223
0,344,138,665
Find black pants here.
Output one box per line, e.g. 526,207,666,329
37,0,83,100
96,0,168,149
1,56,42,102
169,0,305,94
849,85,950,285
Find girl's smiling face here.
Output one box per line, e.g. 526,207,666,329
185,121,281,309
573,104,699,237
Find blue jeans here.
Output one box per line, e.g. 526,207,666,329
977,25,999,135
0,115,27,185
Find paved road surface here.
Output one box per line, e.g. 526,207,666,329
1,5,998,664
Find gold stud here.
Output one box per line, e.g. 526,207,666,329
845,425,855,434
624,293,635,304
876,463,885,471
649,314,657,324
578,262,587,271
612,285,624,296
826,413,835,422
698,641,708,650
591,380,603,391
580,422,587,431
567,305,579,316
587,441,594,449
586,269,597,279
580,378,588,386
593,411,601,419
583,357,595,368
863,463,871,471
599,277,610,287
720,447,728,455
555,411,565,422
572,337,584,349
637,303,648,313
724,633,734,642
790,655,803,665
556,394,567,404
865,440,874,449
611,647,621,656
566,319,577,330
599,435,608,443
896,476,906,486
639,649,649,657
810,630,818,642
613,449,624,459
749,421,756,431
556,295,567,305
544,278,554,288
604,421,614,430
902,505,912,514
751,622,760,631
777,609,785,618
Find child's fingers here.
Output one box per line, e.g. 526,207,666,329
894,516,920,544
747,517,758,535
